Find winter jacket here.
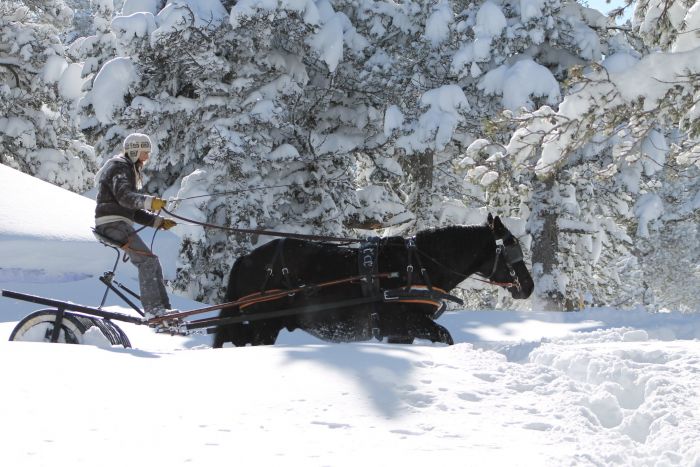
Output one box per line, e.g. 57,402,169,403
94,155,160,227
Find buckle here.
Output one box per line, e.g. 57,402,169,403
383,290,399,301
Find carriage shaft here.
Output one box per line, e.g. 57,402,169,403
1,290,144,324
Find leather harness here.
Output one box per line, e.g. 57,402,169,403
236,237,463,329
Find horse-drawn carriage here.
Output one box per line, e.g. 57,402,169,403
3,214,533,348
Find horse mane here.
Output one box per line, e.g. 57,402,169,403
415,224,490,249
413,224,494,286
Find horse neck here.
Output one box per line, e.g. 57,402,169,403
414,225,494,290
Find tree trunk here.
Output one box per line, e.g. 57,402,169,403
529,177,566,310
404,149,434,228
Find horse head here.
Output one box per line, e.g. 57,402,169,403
481,213,534,299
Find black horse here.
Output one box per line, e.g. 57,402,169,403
213,214,533,347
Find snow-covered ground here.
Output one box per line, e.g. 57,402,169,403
1,164,699,466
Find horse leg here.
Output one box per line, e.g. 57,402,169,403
213,331,225,348
250,320,281,345
214,323,254,347
387,336,414,344
407,316,454,345
431,322,454,345
377,307,412,344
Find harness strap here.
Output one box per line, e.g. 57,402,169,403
358,238,381,339
276,239,294,290
358,238,380,296
405,237,434,291
256,239,294,295
490,240,503,279
405,237,415,289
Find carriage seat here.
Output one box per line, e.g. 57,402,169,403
92,228,125,250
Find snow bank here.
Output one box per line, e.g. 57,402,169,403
0,164,179,280
2,163,700,467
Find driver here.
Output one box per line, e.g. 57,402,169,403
93,133,177,321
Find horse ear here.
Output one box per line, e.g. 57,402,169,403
493,216,507,235
487,213,494,227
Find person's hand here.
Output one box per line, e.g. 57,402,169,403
161,219,176,230
151,197,167,211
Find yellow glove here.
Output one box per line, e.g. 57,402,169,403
161,219,177,230
151,197,167,211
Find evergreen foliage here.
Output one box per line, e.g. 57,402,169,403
0,0,96,191
0,0,697,311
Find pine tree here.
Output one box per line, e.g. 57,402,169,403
502,0,700,309
81,0,375,302
0,0,96,192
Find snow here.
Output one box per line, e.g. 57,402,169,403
121,0,159,16
478,59,560,111
476,1,507,36
2,167,700,465
634,193,664,238
672,2,700,52
89,56,138,124
602,52,639,73
152,0,227,42
230,0,321,29
424,0,453,48
519,0,546,22
640,129,668,176
41,54,68,84
383,104,404,136
111,12,157,40
398,85,470,153
612,48,700,112
308,12,345,72
57,62,87,100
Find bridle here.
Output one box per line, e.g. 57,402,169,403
484,232,523,291
409,232,523,291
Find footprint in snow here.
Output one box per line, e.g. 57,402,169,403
311,421,351,429
522,422,553,431
474,372,499,382
404,392,435,408
457,392,482,402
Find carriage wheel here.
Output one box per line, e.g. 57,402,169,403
9,309,131,348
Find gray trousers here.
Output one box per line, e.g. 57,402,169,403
95,222,171,314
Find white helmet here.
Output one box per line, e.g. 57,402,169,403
123,133,152,162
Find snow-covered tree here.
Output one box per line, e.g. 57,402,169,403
0,0,96,191
32,0,692,312
80,0,383,301
501,0,699,309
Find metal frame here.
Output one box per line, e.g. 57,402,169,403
96,241,144,315
2,290,144,325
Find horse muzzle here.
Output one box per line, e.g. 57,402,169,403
508,262,534,299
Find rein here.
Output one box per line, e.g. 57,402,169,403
159,207,519,290
161,207,360,244
412,247,520,289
